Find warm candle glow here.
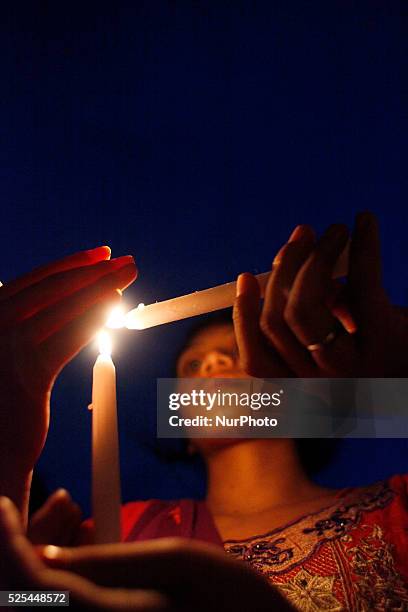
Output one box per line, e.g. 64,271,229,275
106,306,126,329
124,303,145,330
98,330,112,357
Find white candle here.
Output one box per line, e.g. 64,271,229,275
123,244,349,330
90,330,121,544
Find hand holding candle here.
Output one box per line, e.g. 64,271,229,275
0,248,136,523
119,242,349,331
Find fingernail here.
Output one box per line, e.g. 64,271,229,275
87,246,111,259
273,246,285,265
288,225,304,242
54,489,71,501
236,274,245,297
273,240,292,264
42,545,63,560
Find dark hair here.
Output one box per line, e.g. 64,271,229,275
296,438,340,475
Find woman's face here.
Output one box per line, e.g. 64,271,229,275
176,322,251,455
176,323,248,379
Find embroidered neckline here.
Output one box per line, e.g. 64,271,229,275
222,479,392,545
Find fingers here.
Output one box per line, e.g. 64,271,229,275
40,538,283,611
348,212,386,336
261,225,318,376
327,281,357,334
41,538,226,588
43,573,171,612
285,224,358,375
37,291,122,382
0,496,45,588
233,273,291,377
22,261,135,345
28,489,82,546
0,256,135,329
6,260,135,391
0,498,169,611
0,246,111,301
285,224,349,344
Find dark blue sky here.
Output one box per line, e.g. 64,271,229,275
1,1,407,516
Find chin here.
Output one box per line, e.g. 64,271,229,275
192,437,249,456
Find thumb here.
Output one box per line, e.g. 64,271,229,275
28,489,82,546
233,272,290,377
0,496,44,588
233,273,267,376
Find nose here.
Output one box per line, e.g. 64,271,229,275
200,350,235,376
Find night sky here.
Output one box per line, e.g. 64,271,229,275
1,1,407,517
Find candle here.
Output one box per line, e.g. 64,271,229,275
90,330,121,544
123,244,349,330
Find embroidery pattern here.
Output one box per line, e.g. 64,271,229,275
276,568,343,611
342,524,408,611
226,537,294,571
224,480,408,611
224,480,393,574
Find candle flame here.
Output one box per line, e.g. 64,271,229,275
106,306,126,329
124,303,145,329
98,330,112,357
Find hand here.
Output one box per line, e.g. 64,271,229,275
28,489,82,546
0,497,169,611
1,496,294,612
234,212,407,378
0,247,136,515
40,540,294,612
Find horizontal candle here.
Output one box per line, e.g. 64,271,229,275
124,244,349,330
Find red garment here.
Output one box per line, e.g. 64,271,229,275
81,475,408,610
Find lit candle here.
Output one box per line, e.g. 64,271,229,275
90,330,121,544
123,244,349,330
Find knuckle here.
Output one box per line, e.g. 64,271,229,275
239,355,255,376
233,294,254,319
232,299,244,320
260,314,279,339
284,302,313,329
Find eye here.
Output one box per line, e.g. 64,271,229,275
188,359,201,372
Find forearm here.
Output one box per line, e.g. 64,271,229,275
0,465,33,529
